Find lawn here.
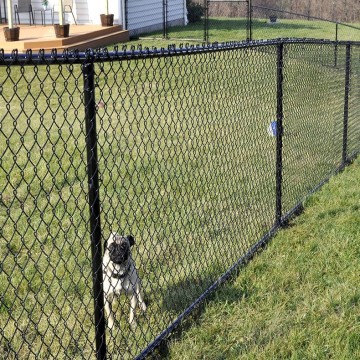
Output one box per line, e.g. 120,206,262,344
166,156,360,360
0,45,278,359
0,27,359,359
126,18,360,49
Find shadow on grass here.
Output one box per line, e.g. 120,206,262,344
135,18,325,44
149,270,253,359
148,241,275,358
148,204,308,358
207,18,322,31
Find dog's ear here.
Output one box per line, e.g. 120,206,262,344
126,235,135,247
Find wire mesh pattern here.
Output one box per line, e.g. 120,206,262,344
249,5,360,43
281,42,346,215
136,1,360,43
348,45,360,157
0,40,359,359
206,0,250,42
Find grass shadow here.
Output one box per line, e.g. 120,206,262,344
150,265,258,359
208,18,321,31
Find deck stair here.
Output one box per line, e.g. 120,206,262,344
0,25,129,53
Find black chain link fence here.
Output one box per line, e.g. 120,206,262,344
249,5,360,43
134,0,206,42
205,0,250,42
129,2,360,44
1,39,359,359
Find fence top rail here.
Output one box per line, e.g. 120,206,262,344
252,5,360,32
1,38,359,65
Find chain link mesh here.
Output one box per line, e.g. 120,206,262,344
348,45,360,157
281,43,346,214
204,3,360,43
206,0,249,42
249,6,360,42
0,57,96,358
0,40,359,359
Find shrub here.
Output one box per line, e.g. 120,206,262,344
187,0,205,23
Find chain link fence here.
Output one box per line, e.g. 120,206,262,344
133,0,205,42
205,0,250,42
128,2,360,44
249,5,360,42
1,39,359,359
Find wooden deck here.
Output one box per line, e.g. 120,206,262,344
0,24,129,53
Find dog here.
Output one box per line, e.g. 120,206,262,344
102,233,146,329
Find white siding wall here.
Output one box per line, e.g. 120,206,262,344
11,0,55,25
10,0,121,25
11,0,81,25
126,0,163,31
127,0,186,36
167,0,185,23
74,0,93,24
69,0,122,25
84,0,122,25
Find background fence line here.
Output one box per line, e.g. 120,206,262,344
248,5,360,43
1,39,359,359
146,2,360,43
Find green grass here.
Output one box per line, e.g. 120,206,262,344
125,18,360,49
166,156,360,360
1,47,276,359
0,28,359,359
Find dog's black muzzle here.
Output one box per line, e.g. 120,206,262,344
108,242,130,265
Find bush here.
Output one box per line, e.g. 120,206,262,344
187,0,205,23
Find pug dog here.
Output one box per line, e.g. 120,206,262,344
102,233,147,329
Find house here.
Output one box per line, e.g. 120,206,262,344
12,0,188,36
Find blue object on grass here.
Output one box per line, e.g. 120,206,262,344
267,121,277,137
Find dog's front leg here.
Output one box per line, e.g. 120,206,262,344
129,293,138,326
136,283,147,313
104,293,115,329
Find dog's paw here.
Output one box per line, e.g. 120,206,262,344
107,317,116,330
130,320,138,330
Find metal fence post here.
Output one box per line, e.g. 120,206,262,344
334,23,338,67
276,42,284,227
204,0,209,42
247,0,252,41
124,0,128,30
342,43,351,167
163,0,168,39
83,59,107,360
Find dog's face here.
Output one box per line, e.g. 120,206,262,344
105,233,135,265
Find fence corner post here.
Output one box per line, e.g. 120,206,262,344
342,43,351,168
247,0,252,41
82,58,107,360
163,0,168,39
275,41,284,227
334,23,338,67
204,0,209,42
